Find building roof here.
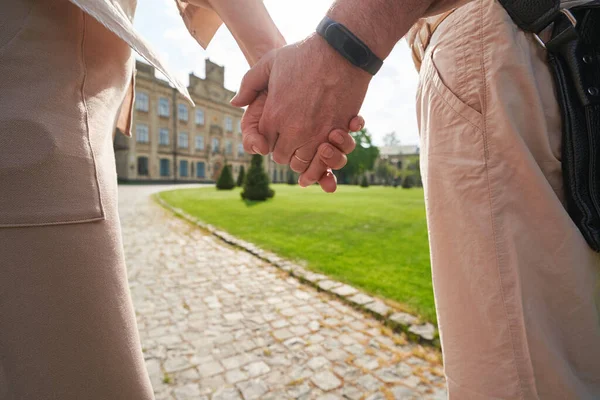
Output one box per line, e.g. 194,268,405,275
379,145,420,157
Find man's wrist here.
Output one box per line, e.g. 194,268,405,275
316,17,383,75
326,0,432,60
307,33,374,80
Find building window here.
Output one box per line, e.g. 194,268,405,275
135,92,149,112
273,170,277,182
178,132,188,149
159,128,169,145
137,156,149,176
225,140,232,155
158,97,170,117
195,136,204,150
212,138,219,152
178,104,188,122
160,159,170,177
225,116,233,132
280,170,284,182
237,143,244,156
237,120,242,133
197,162,205,178
195,109,205,125
136,124,149,143
179,160,189,177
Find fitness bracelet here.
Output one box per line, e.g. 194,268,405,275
316,16,383,75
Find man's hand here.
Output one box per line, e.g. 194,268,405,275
240,90,361,192
231,33,372,169
233,0,450,190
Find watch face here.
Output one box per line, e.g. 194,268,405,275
326,24,369,66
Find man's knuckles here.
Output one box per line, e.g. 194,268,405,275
271,151,289,165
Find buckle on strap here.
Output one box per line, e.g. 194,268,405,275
534,9,578,48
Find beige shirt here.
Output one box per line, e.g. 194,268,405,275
68,0,224,102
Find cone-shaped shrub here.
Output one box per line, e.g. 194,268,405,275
216,165,235,190
287,170,296,185
360,175,369,188
241,155,275,201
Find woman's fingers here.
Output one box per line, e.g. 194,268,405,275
348,115,365,132
328,129,356,155
299,143,347,187
317,169,337,193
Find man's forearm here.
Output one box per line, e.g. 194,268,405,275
205,0,286,66
327,0,471,60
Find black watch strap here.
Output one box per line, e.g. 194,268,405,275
316,16,383,75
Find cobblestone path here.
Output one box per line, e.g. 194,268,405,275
119,185,447,400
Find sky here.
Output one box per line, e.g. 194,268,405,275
133,0,421,146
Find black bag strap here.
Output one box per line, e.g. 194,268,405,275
499,0,600,251
498,0,561,32
543,8,600,251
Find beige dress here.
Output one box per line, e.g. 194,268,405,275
409,0,600,398
0,0,222,398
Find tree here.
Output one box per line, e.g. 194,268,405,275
241,155,275,201
360,175,369,188
339,128,379,184
236,165,245,187
375,162,397,185
383,131,400,147
216,165,235,190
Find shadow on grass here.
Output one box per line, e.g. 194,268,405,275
242,198,272,207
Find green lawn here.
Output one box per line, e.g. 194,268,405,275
159,185,435,323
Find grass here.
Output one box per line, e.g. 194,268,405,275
158,184,435,323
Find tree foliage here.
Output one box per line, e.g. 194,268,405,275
241,155,275,201
375,162,397,186
339,128,379,184
216,165,235,190
383,131,400,147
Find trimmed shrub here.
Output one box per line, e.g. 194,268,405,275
402,175,416,189
241,155,275,201
216,165,235,190
236,165,246,187
360,175,369,188
287,170,297,185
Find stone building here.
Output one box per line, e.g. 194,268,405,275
367,145,421,185
115,59,245,183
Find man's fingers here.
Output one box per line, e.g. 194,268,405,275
257,94,280,153
317,169,337,193
271,127,307,164
243,133,269,155
231,51,275,107
328,129,356,155
241,93,270,155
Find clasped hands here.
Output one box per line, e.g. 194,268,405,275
231,34,372,192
